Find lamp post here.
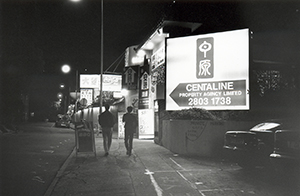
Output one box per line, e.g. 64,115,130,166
61,64,80,119
67,0,103,114
61,64,71,112
99,0,104,114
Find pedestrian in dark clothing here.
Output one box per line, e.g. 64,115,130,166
122,106,137,156
98,104,115,156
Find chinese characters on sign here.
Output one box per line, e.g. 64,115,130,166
166,29,249,110
80,89,93,106
197,38,214,78
80,74,122,91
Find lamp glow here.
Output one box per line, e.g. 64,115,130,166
61,64,71,74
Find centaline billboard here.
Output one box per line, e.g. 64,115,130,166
166,29,249,110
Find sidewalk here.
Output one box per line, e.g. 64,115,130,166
45,131,174,196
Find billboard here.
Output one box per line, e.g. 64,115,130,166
166,29,249,110
80,74,122,91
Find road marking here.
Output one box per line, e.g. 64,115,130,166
42,150,54,153
169,157,185,170
176,171,198,190
199,188,251,196
144,169,163,196
176,170,188,181
32,176,45,183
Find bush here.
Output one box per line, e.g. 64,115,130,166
168,108,219,120
160,108,253,121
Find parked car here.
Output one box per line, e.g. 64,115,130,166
270,129,300,174
223,120,285,168
55,114,71,128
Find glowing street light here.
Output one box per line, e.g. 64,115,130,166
61,64,71,74
59,83,65,89
57,92,63,99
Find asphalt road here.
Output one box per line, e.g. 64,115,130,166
0,122,75,196
2,122,299,196
50,135,300,196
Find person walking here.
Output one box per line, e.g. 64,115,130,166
122,106,137,156
98,104,115,156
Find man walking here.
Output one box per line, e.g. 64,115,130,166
98,104,115,156
122,106,137,156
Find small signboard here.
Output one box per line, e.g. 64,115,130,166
139,63,150,109
75,122,96,156
118,112,126,139
138,109,154,139
122,66,138,90
80,89,93,106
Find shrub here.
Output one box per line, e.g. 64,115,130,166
168,108,219,120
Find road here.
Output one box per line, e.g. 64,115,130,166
51,135,300,196
1,122,299,196
130,141,300,196
0,122,75,196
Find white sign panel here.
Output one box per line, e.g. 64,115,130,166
80,74,122,91
118,112,126,139
138,109,154,139
80,74,99,88
80,89,93,105
166,29,249,110
102,74,122,91
151,46,165,69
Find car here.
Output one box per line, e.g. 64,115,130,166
55,114,71,128
270,129,300,174
223,120,286,168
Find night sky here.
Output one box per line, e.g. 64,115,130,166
2,0,168,74
1,0,169,121
1,0,300,122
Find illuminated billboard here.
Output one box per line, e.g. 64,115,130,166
80,74,122,91
166,29,249,110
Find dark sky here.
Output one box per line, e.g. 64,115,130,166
2,0,300,120
1,0,169,118
2,0,168,75
2,0,300,77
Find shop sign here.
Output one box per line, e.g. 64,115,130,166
80,74,122,91
80,89,93,105
138,109,154,139
80,74,99,88
122,66,138,90
151,47,165,70
139,64,150,109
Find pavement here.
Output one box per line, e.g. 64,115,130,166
44,130,183,196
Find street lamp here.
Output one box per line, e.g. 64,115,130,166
57,92,63,99
99,0,104,113
60,64,72,113
59,83,65,89
60,64,79,115
61,64,71,74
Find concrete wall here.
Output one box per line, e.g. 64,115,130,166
161,120,258,158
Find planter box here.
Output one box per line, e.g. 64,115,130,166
162,120,257,158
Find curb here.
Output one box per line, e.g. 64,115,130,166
44,146,77,196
